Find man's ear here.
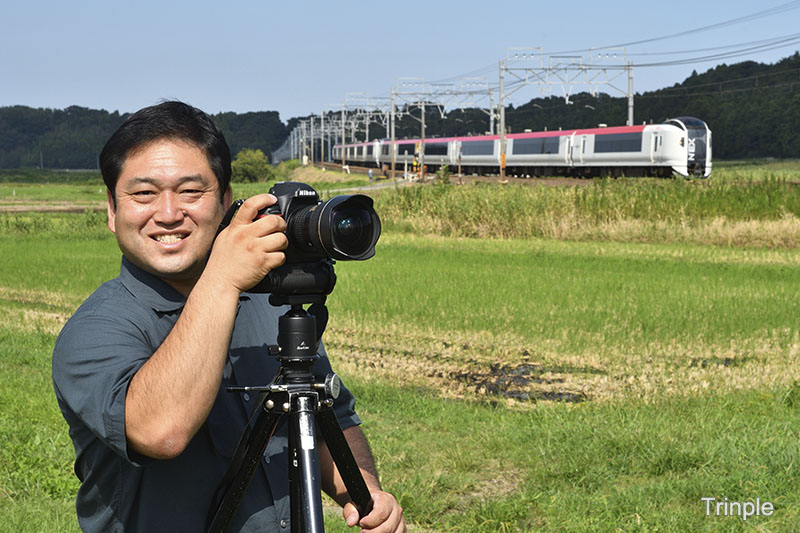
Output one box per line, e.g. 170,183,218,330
106,189,116,234
223,185,232,210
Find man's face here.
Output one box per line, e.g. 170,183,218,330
107,138,231,294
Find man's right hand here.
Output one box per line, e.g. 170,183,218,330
205,194,289,295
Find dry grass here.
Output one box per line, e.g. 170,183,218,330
0,286,81,336
389,211,800,249
290,166,360,183
325,315,800,406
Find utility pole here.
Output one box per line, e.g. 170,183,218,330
419,100,425,181
499,60,506,180
390,88,396,180
341,105,346,168
320,111,325,163
627,61,634,126
309,117,315,166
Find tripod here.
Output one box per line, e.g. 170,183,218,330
206,298,373,533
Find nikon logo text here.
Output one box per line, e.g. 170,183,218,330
701,497,773,521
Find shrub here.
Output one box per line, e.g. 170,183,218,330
231,149,274,183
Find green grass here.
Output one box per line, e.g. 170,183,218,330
0,183,107,205
331,234,800,352
342,379,800,532
713,159,800,182
0,172,370,206
2,170,800,531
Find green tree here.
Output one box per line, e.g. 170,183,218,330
231,148,274,182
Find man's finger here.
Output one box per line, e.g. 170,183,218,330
231,194,276,225
342,502,360,527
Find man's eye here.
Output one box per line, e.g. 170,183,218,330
133,190,156,197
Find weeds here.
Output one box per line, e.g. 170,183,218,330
375,178,800,247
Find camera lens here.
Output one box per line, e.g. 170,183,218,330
331,207,373,256
314,194,380,261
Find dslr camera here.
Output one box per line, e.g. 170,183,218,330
218,182,381,298
261,181,381,263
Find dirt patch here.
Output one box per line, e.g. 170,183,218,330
323,320,603,406
452,363,601,403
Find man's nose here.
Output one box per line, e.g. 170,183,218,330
153,192,184,224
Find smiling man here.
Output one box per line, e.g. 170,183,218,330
52,101,404,532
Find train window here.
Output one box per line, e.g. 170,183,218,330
382,145,389,155
543,138,559,153
424,143,448,156
461,140,494,156
512,137,560,155
397,144,415,156
594,132,643,153
367,145,373,155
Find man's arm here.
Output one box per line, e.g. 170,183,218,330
319,425,406,532
125,194,287,459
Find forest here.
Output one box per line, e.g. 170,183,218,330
0,52,798,169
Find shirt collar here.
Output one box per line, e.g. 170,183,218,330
118,256,186,313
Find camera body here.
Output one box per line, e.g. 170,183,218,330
240,181,381,297
261,181,380,263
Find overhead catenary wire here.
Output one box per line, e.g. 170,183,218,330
425,2,800,86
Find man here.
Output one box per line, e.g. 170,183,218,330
52,101,405,532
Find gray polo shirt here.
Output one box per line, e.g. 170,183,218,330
52,256,360,532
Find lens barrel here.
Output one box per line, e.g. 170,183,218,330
289,194,381,261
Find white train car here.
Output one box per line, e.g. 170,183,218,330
333,117,712,178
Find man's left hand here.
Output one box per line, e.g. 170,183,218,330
343,490,405,532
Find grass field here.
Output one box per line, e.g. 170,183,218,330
2,165,800,531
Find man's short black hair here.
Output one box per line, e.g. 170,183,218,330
100,101,232,202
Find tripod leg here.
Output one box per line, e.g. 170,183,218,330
289,393,325,533
207,393,283,533
316,405,373,517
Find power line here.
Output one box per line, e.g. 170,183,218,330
635,36,800,67
547,0,800,54
427,2,800,87
625,32,800,57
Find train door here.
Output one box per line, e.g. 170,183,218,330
650,133,659,163
566,132,576,166
569,133,586,165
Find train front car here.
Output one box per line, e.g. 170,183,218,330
665,117,712,178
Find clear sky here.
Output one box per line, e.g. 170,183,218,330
1,0,799,121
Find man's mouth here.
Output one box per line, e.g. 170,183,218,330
153,234,188,244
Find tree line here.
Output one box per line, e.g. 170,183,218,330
0,107,287,170
1,52,798,168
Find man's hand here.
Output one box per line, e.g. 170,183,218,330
204,193,288,295
343,491,405,533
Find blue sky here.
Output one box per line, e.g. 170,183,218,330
1,0,799,121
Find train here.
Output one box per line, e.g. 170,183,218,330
332,116,711,178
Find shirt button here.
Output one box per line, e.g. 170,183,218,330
280,518,288,528
243,393,250,402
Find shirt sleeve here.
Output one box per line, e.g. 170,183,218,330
313,342,362,431
52,308,155,464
